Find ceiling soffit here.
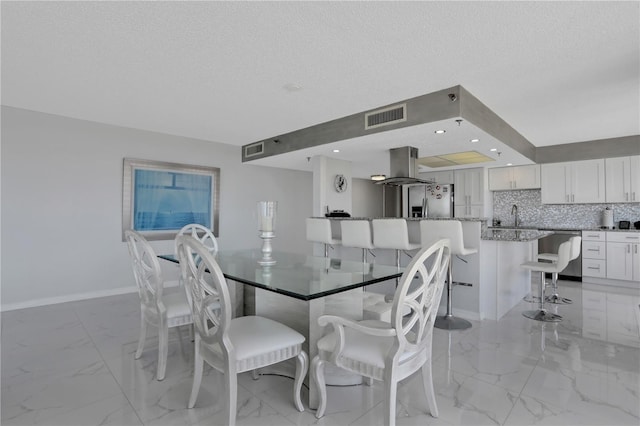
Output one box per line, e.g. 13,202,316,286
241,85,537,164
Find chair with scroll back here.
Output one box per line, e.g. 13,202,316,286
310,238,450,426
176,235,308,426
124,229,192,381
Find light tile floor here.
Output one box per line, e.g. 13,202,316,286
2,281,639,426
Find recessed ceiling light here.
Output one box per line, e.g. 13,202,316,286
333,149,340,153
434,130,446,134
470,138,480,143
507,163,513,166
490,148,498,152
370,174,386,181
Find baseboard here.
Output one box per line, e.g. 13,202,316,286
1,286,138,312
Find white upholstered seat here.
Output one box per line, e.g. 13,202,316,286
306,218,341,257
176,235,308,426
311,239,450,426
124,229,193,381
420,220,478,330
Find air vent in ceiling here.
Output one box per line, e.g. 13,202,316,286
244,141,264,158
365,103,407,130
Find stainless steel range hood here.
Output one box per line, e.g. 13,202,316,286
375,146,434,186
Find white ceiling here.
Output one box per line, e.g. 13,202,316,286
2,1,639,178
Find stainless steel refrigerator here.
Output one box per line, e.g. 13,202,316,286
406,183,454,218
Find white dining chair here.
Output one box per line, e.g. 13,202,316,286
175,223,218,256
176,235,308,426
124,229,193,381
311,239,450,426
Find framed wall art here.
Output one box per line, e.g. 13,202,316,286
122,158,220,241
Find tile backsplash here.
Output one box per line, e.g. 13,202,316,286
492,190,640,229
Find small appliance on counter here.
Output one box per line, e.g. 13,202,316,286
325,210,351,218
619,220,630,230
601,207,614,229
635,221,640,230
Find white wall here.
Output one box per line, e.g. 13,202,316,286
1,107,313,310
351,178,382,218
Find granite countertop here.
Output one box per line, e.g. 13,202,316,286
482,229,553,242
489,226,640,233
317,216,489,222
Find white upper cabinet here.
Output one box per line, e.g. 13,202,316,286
488,164,540,191
454,168,484,217
541,159,605,204
605,155,640,203
419,170,454,184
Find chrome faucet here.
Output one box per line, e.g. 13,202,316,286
511,204,519,227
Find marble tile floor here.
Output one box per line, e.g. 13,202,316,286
2,280,639,426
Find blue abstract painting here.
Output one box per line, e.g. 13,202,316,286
133,169,212,231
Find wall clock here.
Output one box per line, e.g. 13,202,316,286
334,174,347,193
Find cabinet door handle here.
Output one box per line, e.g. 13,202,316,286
625,236,639,240
626,192,629,201
587,266,600,270
587,248,600,252
628,244,631,253
633,192,636,201
572,194,575,202
635,245,638,254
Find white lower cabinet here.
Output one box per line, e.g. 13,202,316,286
583,231,640,285
582,231,607,278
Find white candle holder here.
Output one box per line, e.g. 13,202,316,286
257,201,277,265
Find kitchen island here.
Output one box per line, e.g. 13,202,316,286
479,228,552,320
316,217,551,321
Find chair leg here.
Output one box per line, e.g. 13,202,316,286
383,378,398,426
225,365,238,426
523,272,562,322
157,322,168,381
434,263,472,330
293,351,308,412
545,272,572,304
188,338,203,408
311,356,327,419
135,312,147,359
421,360,439,418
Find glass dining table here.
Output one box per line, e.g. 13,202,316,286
159,248,402,301
159,248,403,409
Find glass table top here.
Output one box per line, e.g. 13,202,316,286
159,249,403,301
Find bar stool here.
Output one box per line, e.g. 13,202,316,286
371,219,421,272
521,240,572,322
537,236,581,305
306,218,340,257
420,220,477,330
340,220,375,263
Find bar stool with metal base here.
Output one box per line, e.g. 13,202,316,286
420,220,477,330
306,218,340,257
371,219,421,273
521,240,572,322
340,219,375,263
537,236,581,305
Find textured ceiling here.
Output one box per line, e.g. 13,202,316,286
2,1,639,176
